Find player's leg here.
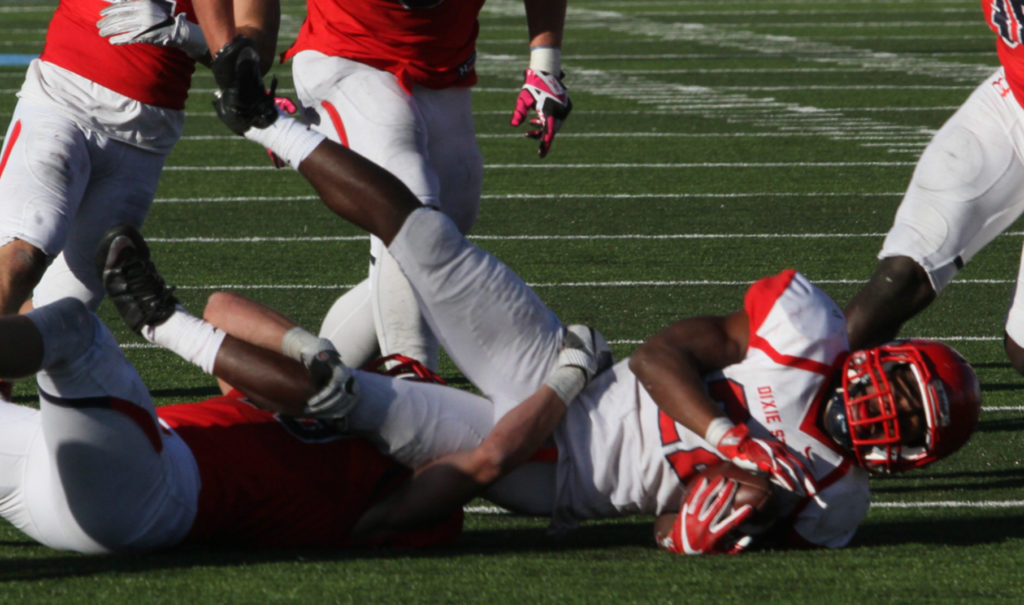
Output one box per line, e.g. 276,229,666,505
0,100,91,314
97,224,497,458
32,134,165,310
1,299,198,552
350,370,494,468
201,289,495,466
845,68,1024,350
388,208,564,416
248,121,566,417
292,51,439,369
370,237,439,369
318,278,380,367
1005,243,1024,373
97,224,319,412
415,85,483,234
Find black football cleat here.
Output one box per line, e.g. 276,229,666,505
96,225,178,333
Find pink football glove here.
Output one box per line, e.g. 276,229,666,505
510,68,572,158
266,96,298,169
664,474,754,555
715,424,817,496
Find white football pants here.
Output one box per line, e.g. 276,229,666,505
878,68,1024,342
292,51,484,370
344,208,565,514
0,98,167,310
0,299,198,553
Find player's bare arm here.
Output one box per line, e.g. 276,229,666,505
352,324,606,539
203,291,299,353
0,314,44,379
631,311,816,495
629,311,750,435
233,0,280,72
191,0,244,57
524,0,566,48
352,385,569,540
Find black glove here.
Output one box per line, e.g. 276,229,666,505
210,35,277,135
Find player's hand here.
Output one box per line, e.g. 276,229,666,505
666,474,754,555
715,424,817,496
211,36,277,136
543,324,612,405
510,68,571,158
97,0,208,59
304,349,360,422
267,96,298,168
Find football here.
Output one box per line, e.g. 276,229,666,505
692,461,778,535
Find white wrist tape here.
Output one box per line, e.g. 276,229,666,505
244,112,326,169
529,46,561,75
544,366,586,407
704,416,736,448
281,326,335,367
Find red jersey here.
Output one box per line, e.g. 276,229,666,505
156,392,462,549
983,0,1024,107
39,0,197,109
283,0,486,92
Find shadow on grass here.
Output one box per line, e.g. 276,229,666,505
0,521,654,582
870,467,1024,494
147,386,223,401
854,512,1024,548
976,416,1024,432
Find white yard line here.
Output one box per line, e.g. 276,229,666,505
153,192,906,203
476,0,989,155
464,500,1024,515
160,161,916,171
146,233,896,243
148,279,1015,289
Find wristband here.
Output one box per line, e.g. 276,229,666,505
529,46,561,75
544,366,586,406
704,416,736,448
282,326,334,366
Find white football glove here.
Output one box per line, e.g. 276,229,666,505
543,324,612,405
98,0,208,60
303,349,360,426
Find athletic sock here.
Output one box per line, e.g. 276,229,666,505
141,305,226,375
243,112,326,169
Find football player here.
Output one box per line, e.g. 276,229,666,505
282,0,573,373
0,225,479,554
188,109,982,553
845,2,1024,375
0,0,276,322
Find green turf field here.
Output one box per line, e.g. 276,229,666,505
3,0,1024,601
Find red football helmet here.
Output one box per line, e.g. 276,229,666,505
823,339,981,473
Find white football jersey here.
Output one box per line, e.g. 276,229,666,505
551,270,871,548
